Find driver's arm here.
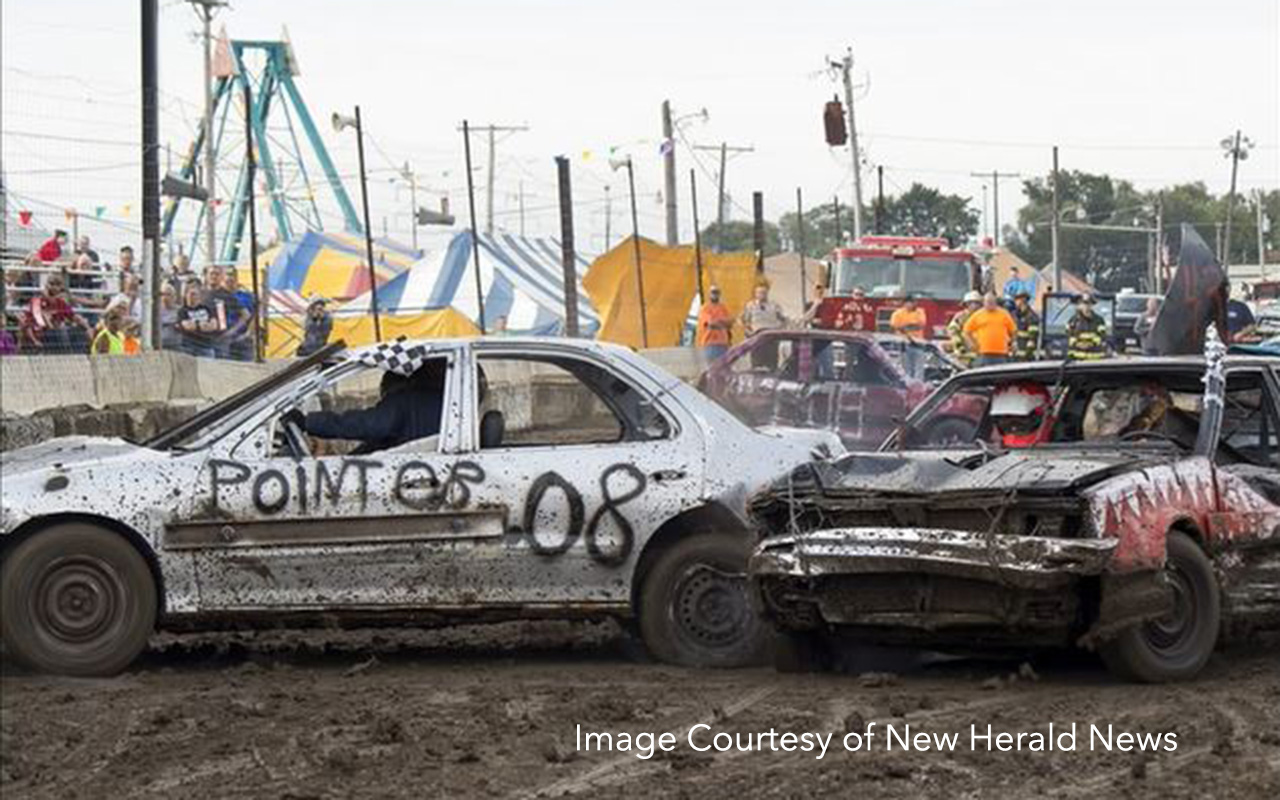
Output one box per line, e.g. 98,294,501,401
302,399,404,443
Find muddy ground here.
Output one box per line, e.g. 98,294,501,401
2,623,1277,799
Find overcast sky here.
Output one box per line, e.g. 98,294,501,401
3,0,1277,257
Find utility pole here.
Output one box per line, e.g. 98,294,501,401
970,170,1020,246
691,169,705,305
661,100,678,246
831,47,865,240
1051,146,1061,292
188,0,225,268
875,165,884,235
457,123,528,235
797,187,808,308
462,121,486,334
693,142,753,251
400,162,419,251
752,191,764,272
1257,189,1267,272
555,156,579,337
603,185,612,250
142,0,161,349
1154,192,1165,293
1221,130,1253,268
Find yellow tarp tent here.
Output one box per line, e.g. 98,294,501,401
584,236,758,348
264,308,479,358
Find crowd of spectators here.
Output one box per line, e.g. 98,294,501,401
1,230,259,359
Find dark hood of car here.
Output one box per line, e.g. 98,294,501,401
773,446,1174,500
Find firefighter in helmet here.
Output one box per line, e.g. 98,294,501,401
1066,294,1108,360
1012,290,1040,361
947,290,983,367
990,381,1055,448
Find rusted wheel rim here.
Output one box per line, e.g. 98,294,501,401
33,557,123,644
673,566,749,648
1143,564,1193,652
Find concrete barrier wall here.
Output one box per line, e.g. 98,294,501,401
0,345,711,450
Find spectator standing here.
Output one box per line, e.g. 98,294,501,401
203,266,243,359
220,269,256,360
158,283,182,351
696,284,733,361
889,294,927,341
91,308,128,355
176,283,219,358
168,253,196,292
1134,297,1161,355
1002,265,1035,302
107,273,143,323
297,298,333,357
1066,294,1108,360
36,230,69,263
947,290,983,367
963,292,1017,367
1011,290,1041,360
740,283,787,370
1225,292,1257,341
74,235,100,265
801,283,827,329
20,274,90,353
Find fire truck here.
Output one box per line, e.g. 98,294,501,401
812,236,982,340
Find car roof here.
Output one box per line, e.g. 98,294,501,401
342,336,635,361
956,354,1278,379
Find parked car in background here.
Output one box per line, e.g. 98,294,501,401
0,337,843,675
749,346,1280,682
697,329,954,450
1114,291,1162,351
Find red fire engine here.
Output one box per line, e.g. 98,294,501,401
813,236,982,339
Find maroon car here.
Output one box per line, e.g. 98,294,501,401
698,329,951,449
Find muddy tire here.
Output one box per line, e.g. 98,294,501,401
1,524,156,676
1099,531,1219,683
637,532,770,668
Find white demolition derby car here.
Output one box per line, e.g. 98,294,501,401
0,338,841,675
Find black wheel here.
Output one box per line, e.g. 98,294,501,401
773,631,832,673
924,416,976,446
1,524,156,676
637,532,769,668
1099,531,1220,683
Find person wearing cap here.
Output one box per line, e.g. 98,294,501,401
947,290,983,367
963,291,1017,367
1011,290,1040,360
1066,293,1108,360
890,294,927,341
296,297,333,357
696,284,733,360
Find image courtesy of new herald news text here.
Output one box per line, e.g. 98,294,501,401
1,0,1278,797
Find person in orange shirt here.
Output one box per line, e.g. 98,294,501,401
696,284,733,361
889,294,927,341
962,292,1017,366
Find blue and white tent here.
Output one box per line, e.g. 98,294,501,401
340,230,600,335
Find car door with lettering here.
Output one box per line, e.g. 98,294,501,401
165,353,494,610
446,347,701,607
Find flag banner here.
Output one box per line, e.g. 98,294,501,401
18,210,33,227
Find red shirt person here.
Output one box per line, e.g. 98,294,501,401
21,273,90,353
36,230,69,263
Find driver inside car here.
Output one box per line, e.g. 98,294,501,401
989,381,1055,448
284,360,446,455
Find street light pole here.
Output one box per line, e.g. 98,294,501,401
1221,130,1253,268
334,106,382,342
1051,146,1061,292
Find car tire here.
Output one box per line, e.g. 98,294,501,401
637,532,770,668
1,523,156,676
1098,531,1220,683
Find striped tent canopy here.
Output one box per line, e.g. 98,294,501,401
264,230,418,304
340,230,599,335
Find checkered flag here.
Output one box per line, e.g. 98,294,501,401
355,338,431,376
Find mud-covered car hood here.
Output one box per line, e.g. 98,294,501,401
0,436,166,478
772,446,1173,499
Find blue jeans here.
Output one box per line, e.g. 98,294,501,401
702,344,728,362
974,354,1008,367
180,337,216,359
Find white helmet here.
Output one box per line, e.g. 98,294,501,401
963,290,982,304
